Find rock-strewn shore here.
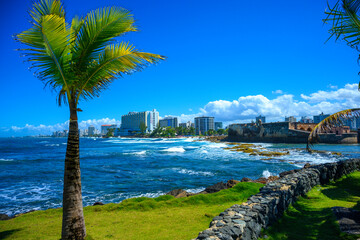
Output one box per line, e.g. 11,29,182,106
194,158,360,240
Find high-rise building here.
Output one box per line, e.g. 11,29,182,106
195,116,215,135
88,125,95,136
179,121,192,129
120,109,159,136
285,116,296,123
215,122,223,130
159,117,178,128
300,116,313,123
256,115,266,124
313,113,330,124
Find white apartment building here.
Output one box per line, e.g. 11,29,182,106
120,109,159,135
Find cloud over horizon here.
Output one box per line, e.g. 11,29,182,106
2,83,359,136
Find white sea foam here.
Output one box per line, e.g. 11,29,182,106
173,168,214,176
45,144,60,147
39,141,49,143
185,187,206,193
161,147,186,153
0,158,14,161
124,151,147,155
201,150,208,154
262,170,274,178
206,143,228,148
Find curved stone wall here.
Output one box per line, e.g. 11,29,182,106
194,159,360,240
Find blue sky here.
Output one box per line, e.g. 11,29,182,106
1,0,360,136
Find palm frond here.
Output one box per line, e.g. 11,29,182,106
72,6,137,71
76,42,165,101
16,14,71,94
307,108,360,151
30,0,65,25
324,0,360,48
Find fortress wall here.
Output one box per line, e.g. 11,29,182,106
194,159,360,240
228,123,358,144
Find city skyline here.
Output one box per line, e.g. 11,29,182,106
1,0,360,137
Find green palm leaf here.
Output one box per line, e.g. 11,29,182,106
324,0,360,49
77,43,165,101
72,6,137,71
307,108,360,151
17,14,71,94
30,0,65,25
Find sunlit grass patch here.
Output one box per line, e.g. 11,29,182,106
0,182,263,240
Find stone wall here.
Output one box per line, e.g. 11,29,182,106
194,159,360,240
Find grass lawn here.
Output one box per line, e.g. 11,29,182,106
260,171,360,240
0,182,263,240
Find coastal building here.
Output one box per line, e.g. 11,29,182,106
313,113,330,124
228,122,356,144
120,109,159,136
52,130,69,137
88,125,95,136
101,124,117,135
159,117,178,128
179,121,192,129
256,115,266,124
300,116,313,124
285,116,297,123
215,122,223,130
195,116,215,135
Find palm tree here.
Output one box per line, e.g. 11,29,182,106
308,0,360,149
16,0,164,239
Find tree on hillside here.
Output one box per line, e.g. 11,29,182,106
16,0,164,238
308,0,360,149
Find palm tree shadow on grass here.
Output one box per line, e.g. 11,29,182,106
321,175,360,202
263,200,346,240
0,229,21,240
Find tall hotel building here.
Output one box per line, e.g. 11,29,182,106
194,116,215,135
120,109,159,136
159,117,178,128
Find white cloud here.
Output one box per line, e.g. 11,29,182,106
175,83,360,125
3,83,360,136
3,118,120,137
272,90,283,94
300,83,360,103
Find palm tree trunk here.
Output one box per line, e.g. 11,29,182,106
62,102,86,240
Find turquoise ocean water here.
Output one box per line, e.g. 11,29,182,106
0,137,359,216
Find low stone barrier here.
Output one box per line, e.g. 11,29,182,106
194,159,360,240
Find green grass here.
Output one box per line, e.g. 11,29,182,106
0,182,263,240
260,171,360,240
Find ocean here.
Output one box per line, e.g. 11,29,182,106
1,137,359,216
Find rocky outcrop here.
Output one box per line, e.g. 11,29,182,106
194,158,360,240
0,214,11,220
332,207,360,235
166,189,194,198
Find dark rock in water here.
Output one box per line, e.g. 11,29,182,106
0,214,11,220
166,189,192,198
240,177,253,182
304,163,311,169
93,202,104,206
254,177,267,184
279,169,300,178
267,176,279,182
204,182,228,193
227,179,240,188
332,207,360,235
